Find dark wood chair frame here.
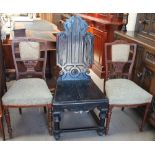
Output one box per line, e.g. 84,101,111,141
3,37,52,138
104,40,151,135
53,16,108,140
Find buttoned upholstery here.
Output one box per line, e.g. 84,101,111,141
2,78,52,106
105,79,152,105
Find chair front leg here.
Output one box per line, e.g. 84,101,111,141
0,116,5,140
47,104,52,135
4,108,12,138
105,105,113,135
140,103,151,131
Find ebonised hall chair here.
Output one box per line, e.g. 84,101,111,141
104,40,152,135
53,15,108,140
2,37,53,139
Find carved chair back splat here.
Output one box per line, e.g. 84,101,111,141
12,37,48,80
56,15,94,81
105,40,137,81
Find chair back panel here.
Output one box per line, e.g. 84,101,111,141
12,37,47,80
57,16,94,81
19,42,40,60
112,44,130,62
105,40,137,80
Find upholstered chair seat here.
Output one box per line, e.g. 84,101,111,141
105,79,152,105
2,38,53,139
104,40,152,135
2,78,52,106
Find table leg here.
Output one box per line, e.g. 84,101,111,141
53,112,61,140
97,107,107,136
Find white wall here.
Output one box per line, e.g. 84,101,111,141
126,13,137,31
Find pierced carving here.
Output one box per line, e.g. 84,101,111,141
57,16,94,81
108,62,127,79
23,60,38,72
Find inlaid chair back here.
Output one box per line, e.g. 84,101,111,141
105,40,137,81
56,16,94,81
12,37,47,80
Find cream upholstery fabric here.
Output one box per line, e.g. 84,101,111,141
19,42,40,60
112,44,130,62
2,78,52,106
105,79,152,105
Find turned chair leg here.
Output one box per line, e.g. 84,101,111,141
105,105,113,135
47,105,52,135
140,103,150,131
0,117,5,140
4,108,12,138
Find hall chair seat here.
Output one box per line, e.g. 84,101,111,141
105,79,152,105
2,78,52,106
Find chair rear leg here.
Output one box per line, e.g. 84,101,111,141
140,103,150,131
4,108,12,138
47,105,52,135
0,117,5,140
19,108,22,115
121,107,125,111
44,106,47,114
105,105,113,135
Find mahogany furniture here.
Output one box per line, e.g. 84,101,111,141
104,40,152,135
2,37,53,138
0,29,6,140
114,14,155,128
53,16,108,140
58,13,125,78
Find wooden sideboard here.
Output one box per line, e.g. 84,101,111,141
56,13,124,78
114,13,155,127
